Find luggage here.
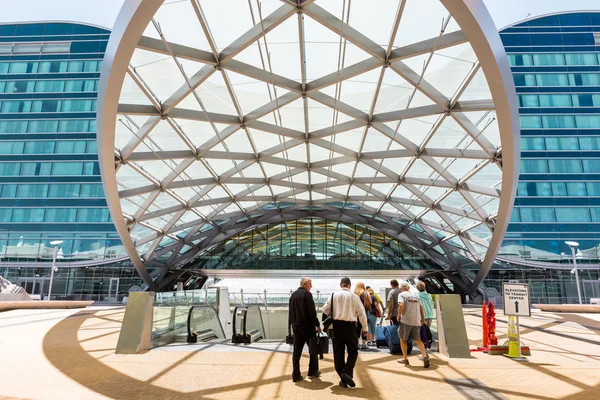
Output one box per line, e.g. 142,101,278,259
375,326,387,348
309,332,329,359
383,325,413,355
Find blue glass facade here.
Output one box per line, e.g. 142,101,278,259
499,13,600,263
0,22,127,262
0,23,143,301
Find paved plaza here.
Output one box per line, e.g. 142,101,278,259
1,306,600,400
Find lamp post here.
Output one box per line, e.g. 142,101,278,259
46,240,63,301
565,241,582,305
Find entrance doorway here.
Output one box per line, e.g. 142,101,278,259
583,280,600,302
17,277,49,298
108,278,119,302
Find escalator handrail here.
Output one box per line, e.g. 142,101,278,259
232,305,244,339
187,305,225,341
242,304,266,341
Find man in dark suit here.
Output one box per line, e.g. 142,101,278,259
288,277,321,382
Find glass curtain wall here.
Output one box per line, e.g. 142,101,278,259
185,218,445,271
0,23,140,299
499,13,600,263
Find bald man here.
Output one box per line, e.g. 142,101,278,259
289,277,321,382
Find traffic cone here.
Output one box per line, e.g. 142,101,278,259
504,316,527,360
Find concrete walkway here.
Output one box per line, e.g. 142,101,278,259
1,306,600,399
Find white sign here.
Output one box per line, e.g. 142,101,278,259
503,283,531,317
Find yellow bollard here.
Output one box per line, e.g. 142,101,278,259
504,315,528,361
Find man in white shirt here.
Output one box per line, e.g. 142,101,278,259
322,276,368,388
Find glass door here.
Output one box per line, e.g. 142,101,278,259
108,278,119,302
583,280,600,302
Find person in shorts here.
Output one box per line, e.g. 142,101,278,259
397,282,430,368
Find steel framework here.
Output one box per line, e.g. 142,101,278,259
97,0,519,292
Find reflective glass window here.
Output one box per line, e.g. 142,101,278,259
566,182,587,197
555,208,591,222
16,184,48,198
48,184,80,197
521,159,548,173
67,61,84,72
28,120,58,133
520,116,542,128
572,94,596,107
8,62,28,73
86,141,97,154
0,163,20,175
542,115,575,128
565,53,598,65
59,120,89,132
520,207,556,222
513,74,537,86
1,184,17,197
24,141,55,154
539,94,571,107
575,115,600,128
545,137,579,150
37,61,68,73
537,74,569,86
61,99,94,112
83,61,98,72
548,159,582,173
533,53,565,66
0,62,8,73
569,74,600,86
552,182,567,196
518,95,539,107
586,183,600,196
591,208,600,222
80,184,104,197
521,137,545,150
45,208,77,222
12,208,45,223
508,54,533,66
0,141,24,154
52,162,83,175
583,160,600,173
34,80,64,92
0,209,13,222
0,121,28,133
56,141,86,153
77,208,109,222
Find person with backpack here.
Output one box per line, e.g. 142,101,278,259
354,282,378,348
416,281,435,327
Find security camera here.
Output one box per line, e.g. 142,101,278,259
570,269,576,275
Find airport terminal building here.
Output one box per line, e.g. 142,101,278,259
1,7,600,304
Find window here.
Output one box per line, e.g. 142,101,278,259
519,208,556,222
569,74,600,86
48,184,80,198
0,163,20,175
77,208,109,222
539,94,571,107
565,53,598,65
12,208,45,223
537,74,569,86
575,115,600,129
34,80,65,93
545,137,579,150
508,54,533,66
551,183,567,196
24,141,55,154
51,162,83,175
45,208,77,223
586,183,600,196
518,95,539,107
521,137,545,150
583,160,600,173
56,141,86,154
520,116,542,129
542,115,575,128
513,74,537,86
555,208,590,223
566,183,587,197
16,184,48,198
548,159,582,173
80,184,104,197
533,54,565,66
38,61,68,73
521,159,548,173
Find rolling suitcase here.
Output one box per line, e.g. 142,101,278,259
375,326,387,348
383,325,402,354
383,325,413,355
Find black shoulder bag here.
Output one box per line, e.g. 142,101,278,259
322,293,335,338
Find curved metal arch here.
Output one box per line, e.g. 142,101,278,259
98,0,519,290
440,0,520,293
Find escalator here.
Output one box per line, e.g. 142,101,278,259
231,304,266,344
186,305,227,343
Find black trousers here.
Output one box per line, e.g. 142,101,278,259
332,320,359,379
292,327,318,379
390,316,399,326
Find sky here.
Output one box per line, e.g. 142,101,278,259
0,0,598,32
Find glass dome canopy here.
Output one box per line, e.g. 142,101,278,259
98,0,519,290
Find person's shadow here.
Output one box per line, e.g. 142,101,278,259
295,378,334,390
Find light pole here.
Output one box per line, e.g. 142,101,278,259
565,241,582,304
46,240,63,301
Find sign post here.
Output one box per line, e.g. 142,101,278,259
502,283,530,361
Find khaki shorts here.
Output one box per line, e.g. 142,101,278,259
398,324,420,341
